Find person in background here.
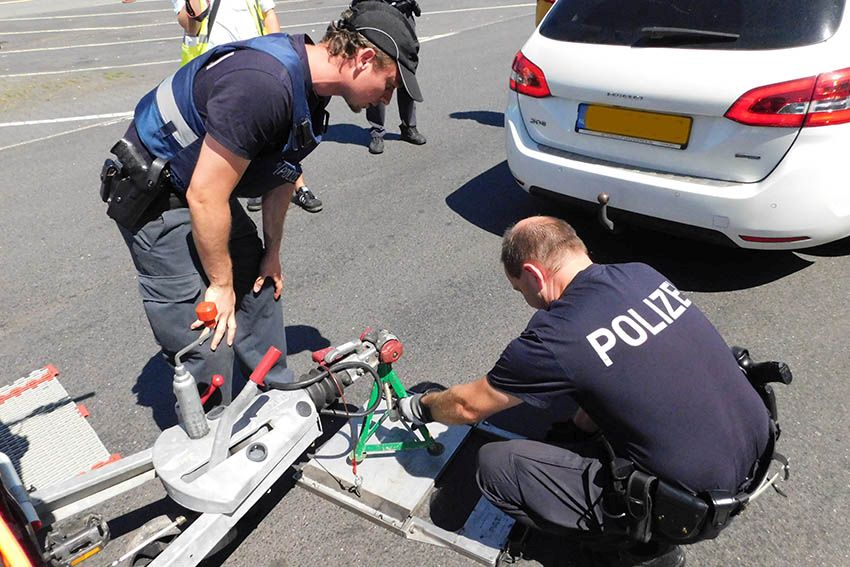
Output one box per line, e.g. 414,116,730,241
357,0,425,154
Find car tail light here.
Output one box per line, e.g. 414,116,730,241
510,51,550,98
725,67,850,127
805,67,850,126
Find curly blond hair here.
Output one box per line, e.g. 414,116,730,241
321,9,395,69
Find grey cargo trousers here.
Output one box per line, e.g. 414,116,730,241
118,199,291,403
477,439,609,536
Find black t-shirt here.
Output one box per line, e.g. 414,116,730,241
488,263,770,493
166,34,329,195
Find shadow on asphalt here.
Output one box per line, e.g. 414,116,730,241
799,235,850,257
449,110,505,127
285,324,331,355
132,355,178,431
445,161,818,292
132,325,331,429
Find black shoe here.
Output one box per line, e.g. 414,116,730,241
369,135,384,154
246,197,262,212
291,187,322,213
400,124,426,145
621,544,685,567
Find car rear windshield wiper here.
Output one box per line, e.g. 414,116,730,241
636,26,740,46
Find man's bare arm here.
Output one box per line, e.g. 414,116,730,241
263,9,281,34
176,0,203,35
422,377,522,425
186,135,249,349
253,183,297,299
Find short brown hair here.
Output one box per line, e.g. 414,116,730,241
322,11,395,69
501,216,587,278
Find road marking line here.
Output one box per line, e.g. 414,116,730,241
0,9,171,21
421,12,530,43
0,11,528,142
0,3,531,35
0,2,331,22
0,59,177,78
0,12,530,78
0,112,133,128
426,4,534,16
0,117,130,153
0,16,327,74
0,21,170,35
1,35,181,54
0,0,31,5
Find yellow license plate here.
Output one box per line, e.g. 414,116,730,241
576,104,692,149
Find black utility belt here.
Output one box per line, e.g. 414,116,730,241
605,445,785,546
604,464,734,545
100,138,180,231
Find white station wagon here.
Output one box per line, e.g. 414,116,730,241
506,0,850,249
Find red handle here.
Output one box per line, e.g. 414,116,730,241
200,374,225,405
249,346,282,386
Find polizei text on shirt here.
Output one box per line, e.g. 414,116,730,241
586,281,692,367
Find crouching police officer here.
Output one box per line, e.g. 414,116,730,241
399,216,789,566
99,1,422,402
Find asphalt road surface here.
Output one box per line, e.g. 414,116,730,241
1,1,849,566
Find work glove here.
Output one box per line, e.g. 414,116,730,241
398,393,433,426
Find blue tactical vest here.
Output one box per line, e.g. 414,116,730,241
133,34,320,188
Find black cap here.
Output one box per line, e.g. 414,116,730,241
345,1,423,102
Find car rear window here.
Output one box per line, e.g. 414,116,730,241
539,0,846,49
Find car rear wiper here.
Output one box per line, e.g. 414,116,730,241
636,26,740,45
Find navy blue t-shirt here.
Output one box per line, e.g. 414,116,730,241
167,34,329,195
488,263,770,493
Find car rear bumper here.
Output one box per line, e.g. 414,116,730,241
505,97,850,249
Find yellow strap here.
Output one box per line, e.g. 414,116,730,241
197,0,211,37
247,0,266,35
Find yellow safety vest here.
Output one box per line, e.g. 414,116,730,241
180,0,267,66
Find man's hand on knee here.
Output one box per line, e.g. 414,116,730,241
254,252,284,300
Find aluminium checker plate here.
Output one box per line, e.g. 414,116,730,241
0,366,112,491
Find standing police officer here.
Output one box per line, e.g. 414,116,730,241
399,216,772,566
101,2,422,402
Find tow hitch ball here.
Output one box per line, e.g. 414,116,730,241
597,192,615,232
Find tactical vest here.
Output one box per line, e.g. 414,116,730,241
133,34,320,186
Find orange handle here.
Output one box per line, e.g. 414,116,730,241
196,302,218,328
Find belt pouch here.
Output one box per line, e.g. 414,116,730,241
652,480,709,543
625,471,655,543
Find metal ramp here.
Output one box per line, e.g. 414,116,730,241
0,366,113,491
298,416,515,565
